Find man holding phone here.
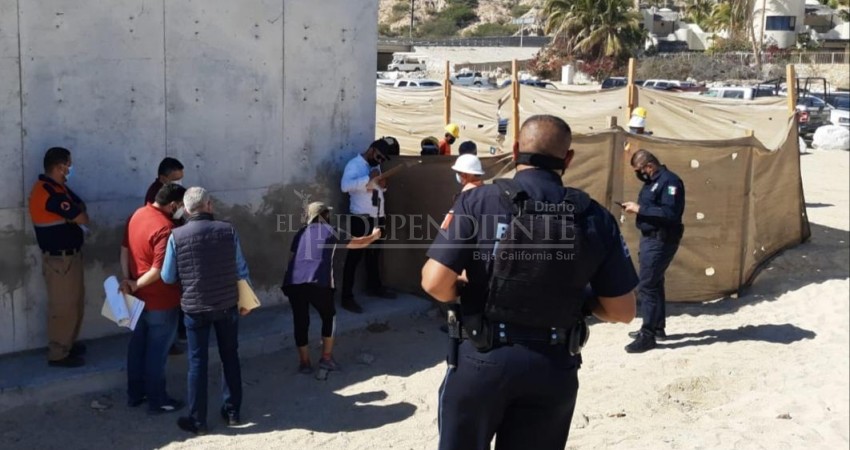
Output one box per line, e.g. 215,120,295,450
340,139,396,313
621,149,685,353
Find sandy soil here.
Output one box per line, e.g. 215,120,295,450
0,150,847,450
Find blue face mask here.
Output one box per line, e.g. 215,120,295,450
66,165,74,182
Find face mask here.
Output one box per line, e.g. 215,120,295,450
368,158,380,167
635,169,652,183
172,206,185,220
455,173,464,185
65,165,74,182
447,136,456,145
171,179,183,186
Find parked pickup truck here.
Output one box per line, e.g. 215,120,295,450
449,70,491,87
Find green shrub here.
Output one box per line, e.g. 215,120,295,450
417,17,461,37
511,4,532,18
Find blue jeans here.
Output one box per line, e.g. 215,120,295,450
127,307,180,409
638,236,681,334
184,306,242,426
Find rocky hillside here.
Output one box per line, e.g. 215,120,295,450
379,0,543,37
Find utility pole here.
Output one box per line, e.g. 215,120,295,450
410,0,415,39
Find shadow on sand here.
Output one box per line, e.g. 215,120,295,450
656,324,817,350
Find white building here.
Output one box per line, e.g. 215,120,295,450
753,0,807,49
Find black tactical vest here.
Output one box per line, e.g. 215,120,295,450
485,179,593,330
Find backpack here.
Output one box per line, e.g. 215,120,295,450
484,178,592,330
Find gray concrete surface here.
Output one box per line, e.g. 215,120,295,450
0,0,379,356
0,293,432,414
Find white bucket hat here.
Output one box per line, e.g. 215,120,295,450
451,154,485,175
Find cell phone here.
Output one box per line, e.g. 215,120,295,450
615,201,624,208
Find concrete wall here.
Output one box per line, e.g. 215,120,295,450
0,0,378,356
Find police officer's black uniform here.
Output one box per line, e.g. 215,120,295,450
628,164,685,351
427,168,638,450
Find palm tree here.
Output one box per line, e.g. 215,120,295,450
709,0,751,38
543,0,645,60
684,0,715,31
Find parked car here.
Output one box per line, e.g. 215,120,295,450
449,70,490,87
387,54,427,72
796,95,833,136
601,77,628,89
812,92,849,127
701,86,777,100
392,79,442,88
498,79,558,89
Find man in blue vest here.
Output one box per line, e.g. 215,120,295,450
162,187,251,435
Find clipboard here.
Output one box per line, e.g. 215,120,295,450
238,280,261,312
375,160,420,181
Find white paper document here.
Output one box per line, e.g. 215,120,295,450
101,276,145,330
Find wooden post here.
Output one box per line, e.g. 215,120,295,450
626,57,636,120
444,60,451,125
512,59,520,146
786,64,797,113
607,116,618,128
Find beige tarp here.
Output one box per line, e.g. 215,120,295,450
637,87,793,149
376,85,809,302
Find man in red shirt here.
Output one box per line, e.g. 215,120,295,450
144,157,185,205
120,183,187,414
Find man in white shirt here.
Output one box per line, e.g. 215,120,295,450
340,140,396,313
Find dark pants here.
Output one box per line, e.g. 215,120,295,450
184,306,242,427
438,341,579,450
127,307,180,409
342,215,383,298
638,235,681,334
286,284,336,347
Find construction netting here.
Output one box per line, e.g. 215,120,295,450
376,85,809,302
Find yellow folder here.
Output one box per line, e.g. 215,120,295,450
237,279,261,312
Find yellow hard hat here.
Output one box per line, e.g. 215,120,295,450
445,123,460,138
631,107,647,118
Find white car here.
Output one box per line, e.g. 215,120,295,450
387,55,427,72
392,79,442,88
449,70,490,87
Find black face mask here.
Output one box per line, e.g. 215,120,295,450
635,169,652,183
447,136,456,145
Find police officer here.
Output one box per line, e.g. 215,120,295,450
421,115,638,450
28,147,90,368
622,149,685,353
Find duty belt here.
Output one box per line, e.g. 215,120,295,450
462,322,568,346
43,248,80,257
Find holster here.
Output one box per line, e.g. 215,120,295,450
446,303,461,369
568,319,590,356
462,314,494,353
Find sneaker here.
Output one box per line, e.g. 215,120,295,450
177,417,208,436
148,398,185,415
318,357,342,372
70,343,87,357
628,329,667,341
366,288,397,299
341,298,363,314
48,355,85,368
625,332,657,354
220,406,241,426
298,362,314,375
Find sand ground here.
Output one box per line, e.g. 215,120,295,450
0,150,847,450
